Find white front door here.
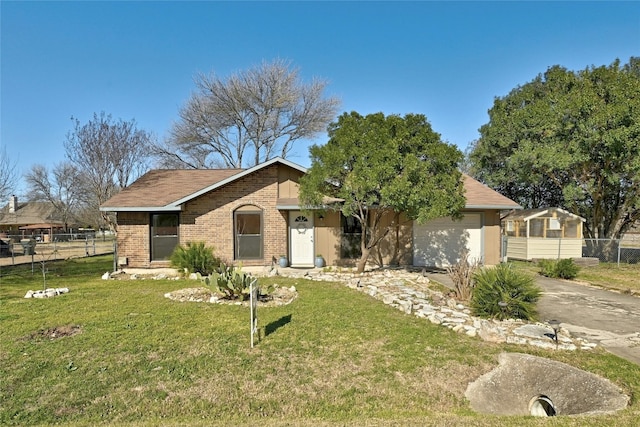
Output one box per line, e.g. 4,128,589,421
289,211,315,267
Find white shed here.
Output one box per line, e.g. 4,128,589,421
503,208,585,261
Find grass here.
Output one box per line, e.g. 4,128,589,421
1,256,640,426
509,260,640,295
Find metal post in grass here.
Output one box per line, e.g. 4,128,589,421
250,278,259,348
113,240,117,273
617,241,621,267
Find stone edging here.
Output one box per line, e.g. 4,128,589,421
280,268,597,352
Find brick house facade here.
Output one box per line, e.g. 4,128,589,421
101,158,520,269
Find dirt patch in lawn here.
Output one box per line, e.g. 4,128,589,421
26,325,82,341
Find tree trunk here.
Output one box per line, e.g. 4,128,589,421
356,247,370,274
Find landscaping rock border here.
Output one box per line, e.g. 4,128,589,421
277,268,598,351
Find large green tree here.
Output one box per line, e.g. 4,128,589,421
470,57,640,240
299,112,466,273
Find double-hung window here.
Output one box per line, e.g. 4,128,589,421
234,206,262,259
150,213,179,260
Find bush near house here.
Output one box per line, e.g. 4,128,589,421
538,258,580,280
471,263,541,321
169,241,221,276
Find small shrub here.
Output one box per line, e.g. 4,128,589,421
447,251,480,301
538,258,579,279
170,241,221,276
471,263,541,321
210,263,255,301
537,259,556,278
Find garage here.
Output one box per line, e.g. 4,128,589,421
413,213,483,267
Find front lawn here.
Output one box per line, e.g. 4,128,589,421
1,256,639,426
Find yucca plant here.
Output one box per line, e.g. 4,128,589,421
471,263,541,321
169,241,221,276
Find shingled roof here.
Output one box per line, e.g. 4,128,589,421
100,158,520,212
462,174,521,210
0,200,65,227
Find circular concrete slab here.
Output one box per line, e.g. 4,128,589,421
465,353,629,416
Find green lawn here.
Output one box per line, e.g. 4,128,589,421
1,256,639,426
509,260,640,294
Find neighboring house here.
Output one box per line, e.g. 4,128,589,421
100,157,521,269
0,195,66,241
621,221,640,247
502,207,585,261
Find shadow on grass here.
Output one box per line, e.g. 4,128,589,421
265,314,292,337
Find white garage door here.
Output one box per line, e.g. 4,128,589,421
413,213,483,267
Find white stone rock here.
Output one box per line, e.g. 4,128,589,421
382,294,396,305
506,336,528,345
101,272,110,280
24,290,34,298
528,339,558,350
399,300,412,314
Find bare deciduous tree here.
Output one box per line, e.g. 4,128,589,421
0,146,18,202
24,162,84,231
64,112,153,229
154,59,340,169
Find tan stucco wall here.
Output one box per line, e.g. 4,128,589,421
481,209,503,266
314,210,413,268
277,166,301,198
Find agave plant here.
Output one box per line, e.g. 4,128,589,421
169,241,221,276
470,263,541,321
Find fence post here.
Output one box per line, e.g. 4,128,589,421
113,240,117,272
617,240,621,267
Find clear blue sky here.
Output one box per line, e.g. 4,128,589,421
2,1,639,195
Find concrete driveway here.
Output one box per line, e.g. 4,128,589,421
425,270,640,366
535,276,640,365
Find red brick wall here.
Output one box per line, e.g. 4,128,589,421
115,164,289,268
115,211,151,267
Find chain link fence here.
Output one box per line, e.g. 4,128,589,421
0,232,115,267
582,238,640,265
501,236,640,265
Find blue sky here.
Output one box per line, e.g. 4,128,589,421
2,1,639,195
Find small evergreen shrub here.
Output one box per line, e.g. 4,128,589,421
471,263,541,321
538,258,580,279
538,259,556,278
170,241,221,276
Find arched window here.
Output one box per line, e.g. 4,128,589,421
234,205,263,260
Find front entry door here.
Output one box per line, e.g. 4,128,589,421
289,211,314,267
